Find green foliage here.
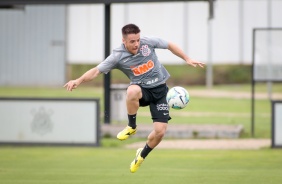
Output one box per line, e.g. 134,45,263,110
69,64,252,86
213,64,252,84
165,64,206,85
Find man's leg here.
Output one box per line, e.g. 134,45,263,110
130,84,169,173
130,122,167,173
117,85,142,140
139,122,167,161
146,122,167,149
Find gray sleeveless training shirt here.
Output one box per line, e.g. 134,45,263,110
97,36,171,89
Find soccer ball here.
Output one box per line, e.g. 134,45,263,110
166,86,189,110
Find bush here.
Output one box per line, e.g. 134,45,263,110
213,64,252,85
69,64,252,86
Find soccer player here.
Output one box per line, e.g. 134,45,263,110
64,24,205,173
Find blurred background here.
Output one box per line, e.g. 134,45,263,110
0,0,282,143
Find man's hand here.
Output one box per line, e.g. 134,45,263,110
186,58,205,68
63,80,79,91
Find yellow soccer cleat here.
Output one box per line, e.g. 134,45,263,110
130,148,144,173
117,126,137,141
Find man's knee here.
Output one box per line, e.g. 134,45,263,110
153,123,167,139
127,85,142,100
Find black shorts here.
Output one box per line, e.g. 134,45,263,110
138,83,171,123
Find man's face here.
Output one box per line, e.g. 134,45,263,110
122,33,140,55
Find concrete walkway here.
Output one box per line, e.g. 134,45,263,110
101,124,243,139
125,139,271,150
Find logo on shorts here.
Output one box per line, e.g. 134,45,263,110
157,103,169,111
140,45,151,56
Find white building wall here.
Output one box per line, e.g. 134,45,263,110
186,2,208,63
67,0,282,65
0,5,66,86
211,0,240,63
67,5,104,63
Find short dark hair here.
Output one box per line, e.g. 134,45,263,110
122,24,140,37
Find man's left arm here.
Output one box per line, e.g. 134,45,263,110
168,42,205,68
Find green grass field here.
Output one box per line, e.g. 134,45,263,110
0,84,282,183
0,147,282,184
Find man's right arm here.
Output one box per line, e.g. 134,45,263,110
64,67,101,91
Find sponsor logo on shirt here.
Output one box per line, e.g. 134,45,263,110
131,60,154,76
146,77,158,85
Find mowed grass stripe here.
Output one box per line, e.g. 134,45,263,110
0,147,282,184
